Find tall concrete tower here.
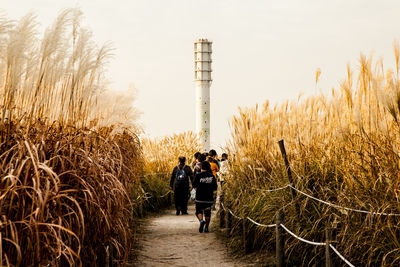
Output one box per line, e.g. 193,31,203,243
194,39,212,152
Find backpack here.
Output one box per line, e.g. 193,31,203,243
175,166,188,188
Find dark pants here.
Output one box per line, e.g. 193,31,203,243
195,202,212,217
174,188,189,213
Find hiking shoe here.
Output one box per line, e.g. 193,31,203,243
176,210,180,215
199,220,205,233
182,211,188,215
204,226,209,233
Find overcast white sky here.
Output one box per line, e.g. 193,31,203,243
3,0,400,149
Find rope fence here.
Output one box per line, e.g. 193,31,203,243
329,244,355,267
289,168,400,216
220,201,354,266
220,166,399,266
279,223,326,246
246,217,276,228
221,202,243,220
141,190,172,200
135,172,172,201
254,184,290,193
220,173,400,266
251,180,400,217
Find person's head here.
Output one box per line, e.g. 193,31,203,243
209,149,217,158
178,156,186,165
207,156,213,163
221,153,228,161
194,152,201,160
201,161,211,172
203,152,209,157
198,153,207,163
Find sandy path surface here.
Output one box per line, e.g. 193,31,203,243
135,204,249,267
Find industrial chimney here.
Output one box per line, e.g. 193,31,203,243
194,39,212,152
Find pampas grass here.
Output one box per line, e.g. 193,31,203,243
141,132,201,204
224,46,400,266
0,9,143,266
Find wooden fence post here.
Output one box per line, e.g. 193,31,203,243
110,244,116,267
105,245,110,267
219,192,226,228
278,140,301,218
325,228,332,267
276,211,285,267
167,192,172,206
227,205,232,236
242,218,250,253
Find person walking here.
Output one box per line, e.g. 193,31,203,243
209,149,220,168
219,153,229,187
193,153,207,177
192,152,201,168
192,161,218,233
170,156,193,215
207,156,219,210
207,156,219,178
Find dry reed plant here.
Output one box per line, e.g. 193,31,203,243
141,131,201,207
0,9,143,266
142,131,201,174
224,45,400,266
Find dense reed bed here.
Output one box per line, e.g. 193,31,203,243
141,132,201,207
224,48,400,266
0,10,143,266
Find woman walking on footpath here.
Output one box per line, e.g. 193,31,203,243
170,156,193,215
192,161,218,233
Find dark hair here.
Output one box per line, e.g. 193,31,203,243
221,153,228,160
203,152,209,157
209,149,217,157
207,156,213,163
194,152,201,159
178,156,186,164
198,153,207,162
201,161,211,171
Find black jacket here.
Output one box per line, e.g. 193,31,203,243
170,164,193,189
192,171,217,203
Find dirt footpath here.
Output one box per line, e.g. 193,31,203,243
134,204,250,267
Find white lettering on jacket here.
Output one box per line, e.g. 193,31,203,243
199,177,213,183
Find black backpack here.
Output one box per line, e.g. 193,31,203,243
175,166,188,188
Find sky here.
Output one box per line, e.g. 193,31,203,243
3,0,400,149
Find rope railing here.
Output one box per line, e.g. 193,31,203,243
160,190,172,198
254,184,291,193
289,168,400,216
229,209,243,220
250,178,400,216
249,170,400,216
288,184,400,216
131,190,173,203
246,217,276,228
143,192,152,199
218,172,400,266
220,173,400,266
220,200,355,266
279,223,326,246
329,244,355,267
142,190,172,200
